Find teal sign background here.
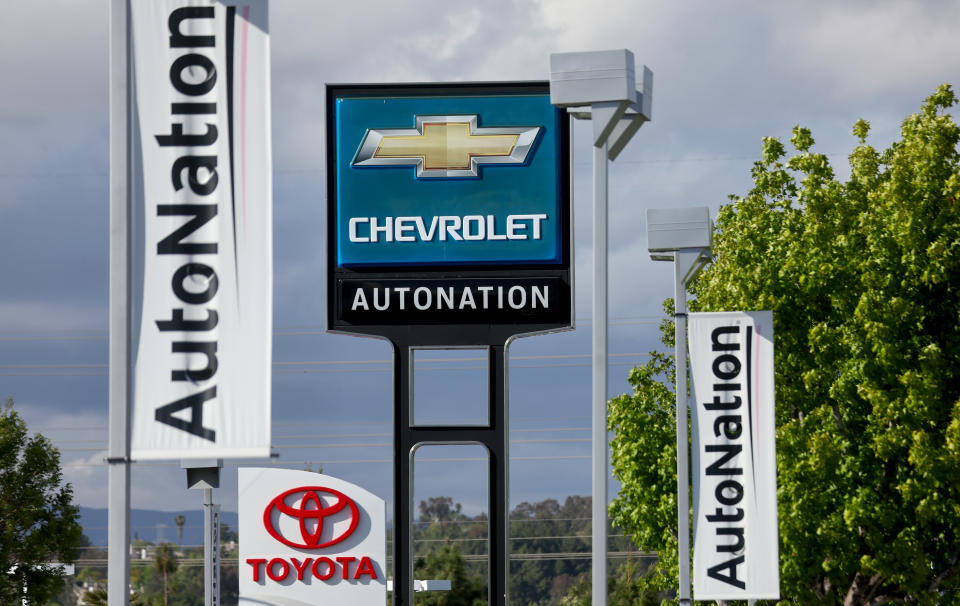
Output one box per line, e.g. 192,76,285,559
333,93,563,267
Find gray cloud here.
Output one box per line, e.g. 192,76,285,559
1,1,958,518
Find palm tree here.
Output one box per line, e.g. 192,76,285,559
83,587,148,606
82,588,107,606
173,515,186,545
153,543,178,606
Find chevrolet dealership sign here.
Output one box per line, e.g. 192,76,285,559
326,82,572,341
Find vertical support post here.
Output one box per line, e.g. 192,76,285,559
592,141,609,606
392,343,413,606
203,488,221,606
108,0,131,604
489,345,509,605
675,256,692,605
392,342,510,605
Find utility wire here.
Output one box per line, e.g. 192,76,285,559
35,416,594,434
61,455,592,469
51,427,590,445
57,437,591,453
0,149,852,181
0,318,660,342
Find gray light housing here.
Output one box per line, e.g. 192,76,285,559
646,207,713,252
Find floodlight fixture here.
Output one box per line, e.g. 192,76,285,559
181,457,224,605
550,49,653,606
647,206,713,278
645,206,714,606
182,458,224,490
550,49,652,158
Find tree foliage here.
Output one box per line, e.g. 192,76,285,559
173,515,185,545
0,397,83,605
559,555,663,606
409,495,647,605
153,543,178,606
509,495,614,606
414,543,486,606
610,85,960,604
82,586,148,606
608,346,682,601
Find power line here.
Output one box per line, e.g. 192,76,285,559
57,437,591,453
74,550,655,568
0,318,660,342
2,361,642,377
0,149,853,182
76,535,633,548
46,427,592,445
36,416,594,434
0,352,648,370
61,455,592,469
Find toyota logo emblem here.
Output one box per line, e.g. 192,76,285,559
263,486,360,549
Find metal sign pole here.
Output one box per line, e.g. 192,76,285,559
183,460,223,606
646,208,713,606
591,140,609,606
675,254,692,606
392,342,510,606
107,0,131,604
549,51,653,606
391,343,413,606
204,489,221,606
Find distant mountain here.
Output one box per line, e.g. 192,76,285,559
79,506,239,547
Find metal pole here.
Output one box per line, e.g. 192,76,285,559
203,488,221,606
107,0,131,604
675,256,691,605
489,345,509,605
592,141,609,606
392,343,413,606
204,488,212,606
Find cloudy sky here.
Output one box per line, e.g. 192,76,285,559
2,0,959,539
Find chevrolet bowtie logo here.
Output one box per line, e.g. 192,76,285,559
352,115,541,178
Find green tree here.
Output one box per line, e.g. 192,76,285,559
81,588,108,606
173,516,185,545
414,543,486,605
0,397,83,604
609,85,960,604
558,557,661,606
408,495,647,604
82,587,148,606
152,543,178,606
419,496,464,526
508,496,595,605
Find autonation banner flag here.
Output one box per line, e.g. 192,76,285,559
690,311,779,600
130,1,271,459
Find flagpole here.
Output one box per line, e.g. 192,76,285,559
107,0,132,604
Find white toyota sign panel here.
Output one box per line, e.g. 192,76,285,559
690,311,779,601
129,1,272,460
238,469,387,606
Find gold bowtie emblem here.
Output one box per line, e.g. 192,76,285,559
352,115,541,178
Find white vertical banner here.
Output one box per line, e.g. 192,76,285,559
130,1,271,459
690,311,778,600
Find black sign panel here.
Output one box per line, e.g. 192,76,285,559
338,277,571,326
326,82,572,345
